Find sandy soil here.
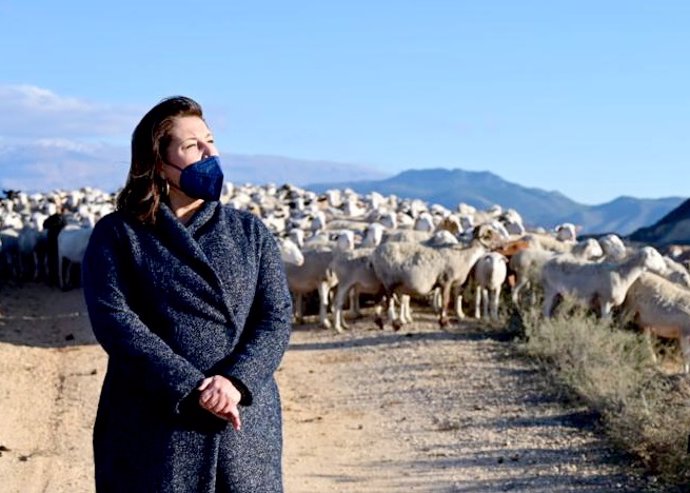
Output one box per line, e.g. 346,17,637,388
0,284,665,492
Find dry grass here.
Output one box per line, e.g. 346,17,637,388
516,296,690,486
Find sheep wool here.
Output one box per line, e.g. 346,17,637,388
82,200,292,493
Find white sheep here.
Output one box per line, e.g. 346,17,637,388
509,238,603,306
0,227,20,280
284,246,338,329
329,248,383,332
555,222,577,242
423,230,459,247
371,231,493,328
661,256,690,288
276,237,304,266
541,246,667,318
473,252,508,320
499,209,525,236
519,232,579,254
17,225,46,280
57,224,93,289
413,212,435,232
361,223,385,248
598,233,628,260
624,271,690,374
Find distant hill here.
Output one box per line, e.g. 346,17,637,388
308,168,684,235
559,196,685,237
0,143,681,235
0,141,389,193
0,140,130,193
628,199,690,245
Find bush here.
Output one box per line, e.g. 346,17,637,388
519,296,690,485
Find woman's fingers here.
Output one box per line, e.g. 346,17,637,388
218,400,236,415
220,406,242,431
199,402,242,431
199,391,225,412
197,376,213,392
228,412,241,431
197,375,245,418
198,375,241,404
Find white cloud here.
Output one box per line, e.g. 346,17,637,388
0,85,140,139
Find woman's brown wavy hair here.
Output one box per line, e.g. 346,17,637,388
116,96,204,225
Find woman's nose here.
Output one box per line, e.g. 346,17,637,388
200,140,218,158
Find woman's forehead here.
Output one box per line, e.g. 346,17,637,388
169,116,210,139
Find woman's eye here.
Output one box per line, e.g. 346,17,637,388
184,143,197,150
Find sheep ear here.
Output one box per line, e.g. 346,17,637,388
478,234,493,249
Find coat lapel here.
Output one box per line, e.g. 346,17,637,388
155,202,239,332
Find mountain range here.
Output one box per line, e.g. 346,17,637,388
0,141,389,194
307,169,684,235
0,141,683,235
629,198,690,245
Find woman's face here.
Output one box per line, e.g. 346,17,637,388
162,115,218,175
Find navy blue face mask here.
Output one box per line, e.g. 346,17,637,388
164,155,224,201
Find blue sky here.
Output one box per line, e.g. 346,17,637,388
1,0,688,204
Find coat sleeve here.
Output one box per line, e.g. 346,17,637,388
82,218,206,415
216,222,293,406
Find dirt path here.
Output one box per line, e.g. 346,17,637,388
0,285,662,492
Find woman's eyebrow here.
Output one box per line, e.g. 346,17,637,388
180,133,213,143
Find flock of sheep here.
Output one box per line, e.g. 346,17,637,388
2,182,690,373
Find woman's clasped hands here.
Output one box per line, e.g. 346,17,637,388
198,375,242,431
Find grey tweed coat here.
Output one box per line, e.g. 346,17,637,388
82,200,292,493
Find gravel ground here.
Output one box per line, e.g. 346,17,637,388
0,285,673,492
280,312,668,493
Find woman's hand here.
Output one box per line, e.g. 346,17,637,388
198,375,242,431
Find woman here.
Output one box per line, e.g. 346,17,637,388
82,96,292,492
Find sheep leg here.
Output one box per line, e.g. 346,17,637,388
294,293,304,325
599,300,613,319
527,283,537,307
455,293,466,320
432,287,443,315
351,286,362,318
401,295,413,324
389,295,404,331
65,260,72,289
318,281,332,329
643,327,659,364
387,295,398,323
680,334,690,375
542,289,557,318
491,285,502,320
32,251,39,281
482,288,490,320
333,282,352,333
374,301,385,330
511,276,528,305
58,256,65,290
474,285,482,319
440,283,452,327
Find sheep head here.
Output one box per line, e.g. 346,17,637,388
493,239,530,258
639,246,667,274
472,223,500,249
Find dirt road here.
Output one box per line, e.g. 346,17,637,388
0,284,661,492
